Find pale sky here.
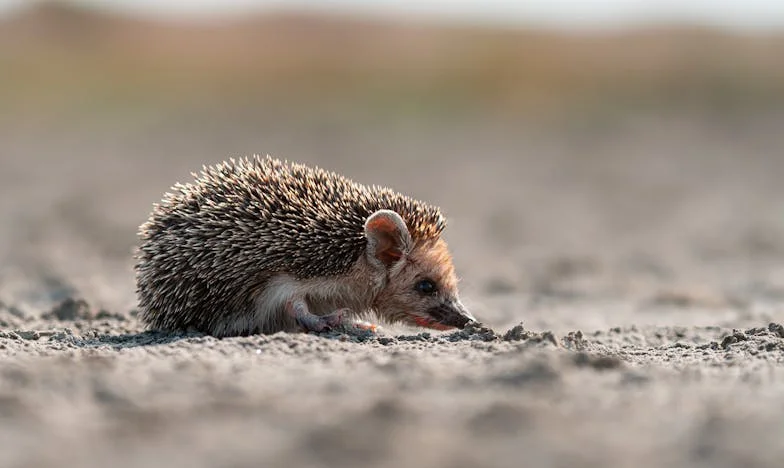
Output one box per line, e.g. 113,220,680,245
3,0,784,31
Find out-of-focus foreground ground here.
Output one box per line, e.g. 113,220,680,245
1,3,784,468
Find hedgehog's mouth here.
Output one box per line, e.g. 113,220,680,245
410,315,455,331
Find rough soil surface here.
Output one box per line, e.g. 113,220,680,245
2,81,784,466
2,306,784,468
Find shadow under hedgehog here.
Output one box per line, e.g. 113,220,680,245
135,155,475,337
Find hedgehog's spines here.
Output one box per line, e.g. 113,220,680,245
135,155,447,335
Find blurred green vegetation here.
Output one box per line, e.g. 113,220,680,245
1,2,783,122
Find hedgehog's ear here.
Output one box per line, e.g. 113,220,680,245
364,209,412,268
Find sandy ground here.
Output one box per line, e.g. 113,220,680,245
2,104,784,467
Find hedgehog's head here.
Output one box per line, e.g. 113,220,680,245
364,209,475,330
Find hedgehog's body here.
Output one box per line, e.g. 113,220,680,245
135,155,473,337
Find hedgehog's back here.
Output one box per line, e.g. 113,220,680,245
151,155,443,278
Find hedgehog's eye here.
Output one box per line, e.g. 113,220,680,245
415,279,437,295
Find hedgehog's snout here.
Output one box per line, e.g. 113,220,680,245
426,300,476,329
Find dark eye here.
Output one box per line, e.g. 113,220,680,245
415,279,437,295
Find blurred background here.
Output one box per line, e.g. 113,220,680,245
1,0,783,330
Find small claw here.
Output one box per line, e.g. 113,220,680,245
321,309,349,328
350,320,379,333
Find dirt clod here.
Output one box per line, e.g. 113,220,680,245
43,298,93,321
0,301,25,319
445,322,500,342
769,323,784,338
502,323,558,346
573,352,624,370
14,330,40,341
562,331,588,351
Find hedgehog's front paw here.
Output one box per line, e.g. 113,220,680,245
294,315,329,332
323,310,381,334
286,300,351,333
287,299,328,332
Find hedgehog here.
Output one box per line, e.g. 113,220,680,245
135,155,475,337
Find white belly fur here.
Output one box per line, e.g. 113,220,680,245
251,273,375,333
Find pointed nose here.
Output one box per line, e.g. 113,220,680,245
429,300,476,329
